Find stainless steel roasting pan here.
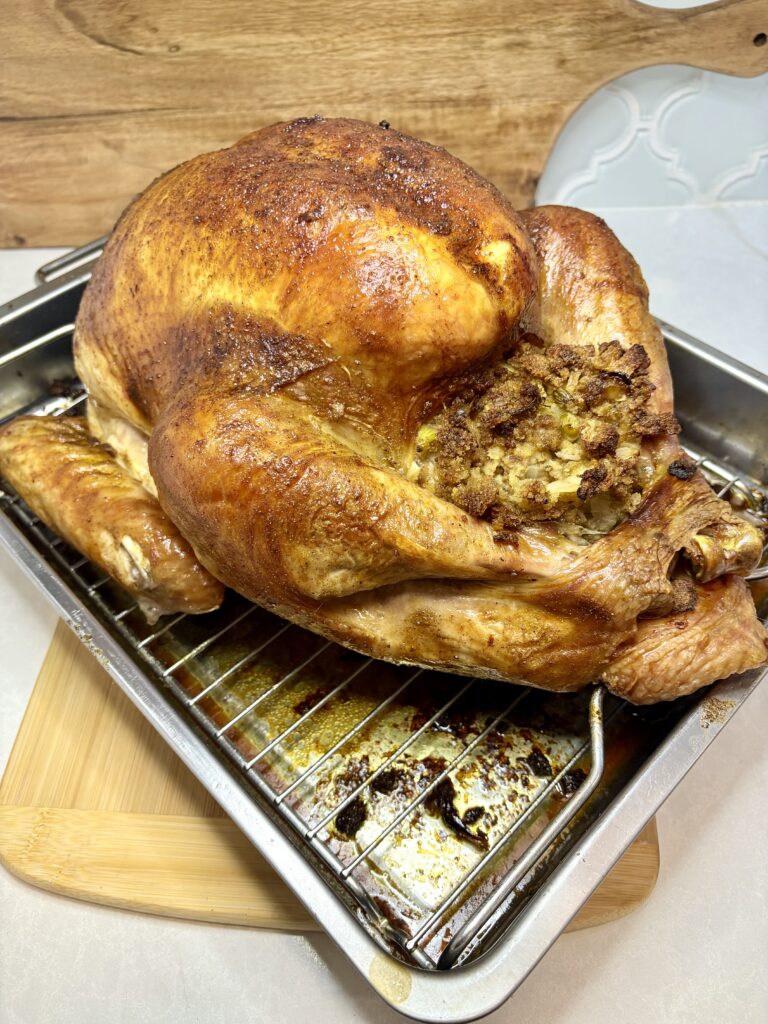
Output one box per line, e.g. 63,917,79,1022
1,241,766,1023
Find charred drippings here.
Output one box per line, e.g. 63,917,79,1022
430,706,481,741
522,746,553,778
370,768,404,795
462,806,485,826
425,778,489,850
410,699,481,742
335,796,367,838
556,768,587,798
420,755,449,779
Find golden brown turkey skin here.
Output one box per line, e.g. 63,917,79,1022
62,116,768,700
76,116,538,441
310,479,766,700
0,416,223,621
520,205,675,416
602,576,767,704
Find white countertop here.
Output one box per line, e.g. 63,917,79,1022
1,205,767,1024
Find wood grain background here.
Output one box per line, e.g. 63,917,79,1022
1,0,766,246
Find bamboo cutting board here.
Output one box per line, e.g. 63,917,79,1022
0,621,659,932
2,0,766,245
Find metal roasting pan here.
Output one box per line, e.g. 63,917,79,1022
0,241,766,1022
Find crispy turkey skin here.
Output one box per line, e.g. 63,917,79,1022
0,416,223,620
1,116,765,702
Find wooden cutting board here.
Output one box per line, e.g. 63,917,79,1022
0,620,659,932
2,0,765,245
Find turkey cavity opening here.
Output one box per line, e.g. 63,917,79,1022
411,334,679,543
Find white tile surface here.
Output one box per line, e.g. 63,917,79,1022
592,205,768,376
538,68,768,207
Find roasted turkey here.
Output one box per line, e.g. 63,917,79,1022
1,117,765,702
